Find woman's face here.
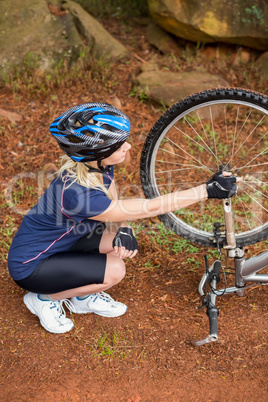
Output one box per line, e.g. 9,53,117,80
102,142,131,166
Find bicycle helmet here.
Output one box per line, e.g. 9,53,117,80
50,102,130,162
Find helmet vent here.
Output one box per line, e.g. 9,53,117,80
68,135,84,144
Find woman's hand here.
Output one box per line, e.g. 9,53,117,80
206,171,242,199
112,227,139,259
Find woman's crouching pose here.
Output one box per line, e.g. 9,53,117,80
8,103,239,333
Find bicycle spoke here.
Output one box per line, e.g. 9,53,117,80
243,181,268,199
163,136,214,173
228,115,266,166
239,187,268,213
155,166,202,174
210,106,219,168
231,106,240,163
156,181,203,186
237,197,252,230
156,159,190,165
182,118,222,165
236,195,263,227
228,108,252,168
224,105,228,144
197,111,213,149
237,148,268,171
159,147,191,161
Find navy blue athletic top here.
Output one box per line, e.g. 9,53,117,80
8,167,114,280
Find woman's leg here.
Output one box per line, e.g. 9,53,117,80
50,227,124,300
22,227,126,332
51,252,125,300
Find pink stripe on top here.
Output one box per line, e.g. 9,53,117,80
23,174,80,264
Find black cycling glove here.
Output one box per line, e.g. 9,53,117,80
112,227,138,252
206,172,237,199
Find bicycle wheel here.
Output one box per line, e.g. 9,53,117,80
140,88,268,247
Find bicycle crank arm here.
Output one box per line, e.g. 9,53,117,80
191,333,218,346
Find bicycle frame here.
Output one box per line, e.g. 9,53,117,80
192,197,268,346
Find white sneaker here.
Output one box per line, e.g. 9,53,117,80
66,292,127,317
23,292,74,334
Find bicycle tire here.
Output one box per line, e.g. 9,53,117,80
140,88,268,247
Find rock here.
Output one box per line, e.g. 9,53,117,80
110,95,122,109
163,143,175,155
148,0,268,51
233,47,251,66
63,0,129,61
0,108,22,124
146,22,181,55
0,0,83,77
256,52,268,79
134,62,229,108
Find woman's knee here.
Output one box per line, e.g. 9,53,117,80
104,254,126,284
99,228,114,254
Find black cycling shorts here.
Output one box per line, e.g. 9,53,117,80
14,223,107,294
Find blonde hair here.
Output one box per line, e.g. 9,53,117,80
58,155,113,199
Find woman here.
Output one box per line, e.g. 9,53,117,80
8,103,238,334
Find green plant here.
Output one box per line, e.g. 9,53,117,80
172,238,199,254
146,222,200,255
242,5,267,29
129,86,149,102
0,216,16,256
186,257,201,269
92,326,132,358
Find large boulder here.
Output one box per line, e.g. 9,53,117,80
134,62,229,107
63,1,130,61
0,0,129,78
0,0,83,76
148,0,268,51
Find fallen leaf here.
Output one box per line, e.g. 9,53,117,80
0,108,22,124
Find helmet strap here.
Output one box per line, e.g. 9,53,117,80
84,161,112,175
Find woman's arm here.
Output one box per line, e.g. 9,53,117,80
90,184,208,223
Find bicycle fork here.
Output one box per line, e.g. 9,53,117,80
191,259,220,346
191,197,268,346
191,198,235,346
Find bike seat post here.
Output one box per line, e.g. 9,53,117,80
222,198,236,250
223,197,246,297
232,249,245,296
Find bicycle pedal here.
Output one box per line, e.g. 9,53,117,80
191,334,218,347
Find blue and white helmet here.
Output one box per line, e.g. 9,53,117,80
50,103,130,162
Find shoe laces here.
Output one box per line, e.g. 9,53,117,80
94,292,115,303
63,298,75,312
51,299,68,321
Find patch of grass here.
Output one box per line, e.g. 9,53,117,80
129,86,150,103
2,48,117,97
0,216,16,260
145,222,200,254
172,238,199,254
92,326,133,358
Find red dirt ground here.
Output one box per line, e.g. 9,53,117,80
0,15,267,401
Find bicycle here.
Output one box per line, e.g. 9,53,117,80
140,87,268,346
